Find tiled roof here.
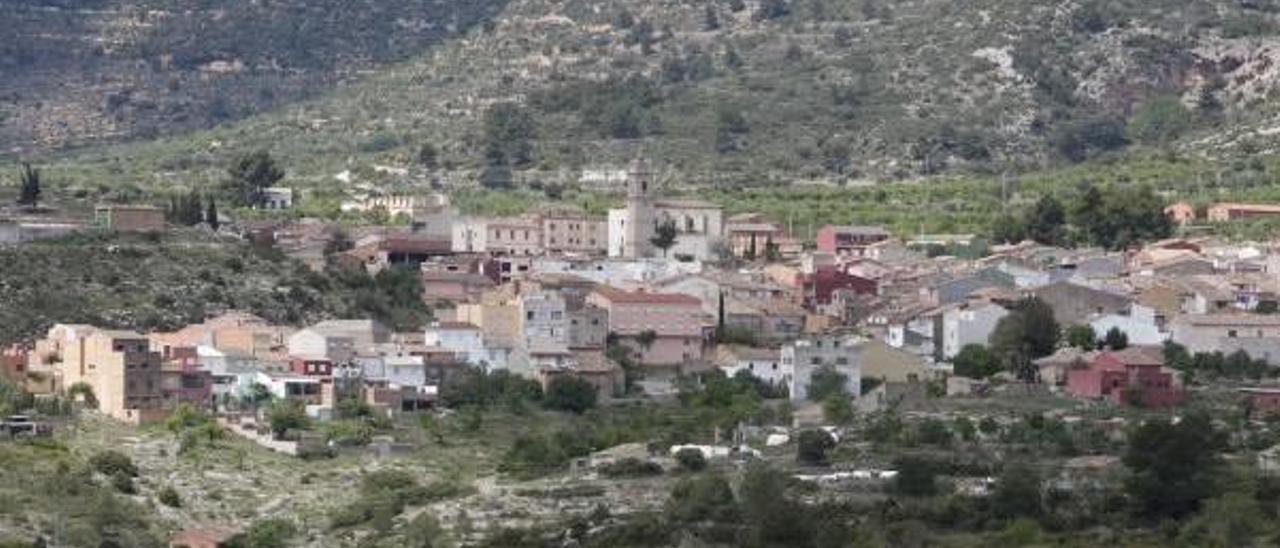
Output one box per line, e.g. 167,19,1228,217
592,286,701,306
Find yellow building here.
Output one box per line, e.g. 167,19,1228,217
61,329,166,424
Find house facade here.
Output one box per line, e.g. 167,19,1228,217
587,287,707,369
1065,348,1184,408
784,333,862,403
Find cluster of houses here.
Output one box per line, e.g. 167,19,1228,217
12,160,1280,426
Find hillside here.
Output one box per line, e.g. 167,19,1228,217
0,0,508,152
0,231,432,345
11,0,1280,202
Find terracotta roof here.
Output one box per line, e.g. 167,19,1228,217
592,287,701,306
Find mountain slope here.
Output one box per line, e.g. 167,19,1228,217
18,0,1280,199
0,0,509,152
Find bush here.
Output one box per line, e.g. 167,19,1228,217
796,429,836,466
894,456,938,496
158,485,182,507
675,448,707,472
228,519,296,548
599,457,663,478
112,471,137,494
90,450,138,477
543,376,598,414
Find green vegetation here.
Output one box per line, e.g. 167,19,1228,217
0,231,433,345
990,297,1060,380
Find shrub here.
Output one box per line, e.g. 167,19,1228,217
600,457,663,478
112,471,137,494
675,448,707,472
796,429,836,466
158,485,182,507
90,450,138,477
894,456,938,496
543,376,598,414
230,519,296,548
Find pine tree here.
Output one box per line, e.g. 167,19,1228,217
17,163,40,207
206,197,220,231
185,191,204,226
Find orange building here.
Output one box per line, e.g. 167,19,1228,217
61,329,167,424
1163,202,1196,225
1206,203,1280,222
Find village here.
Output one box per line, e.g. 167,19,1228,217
6,158,1280,546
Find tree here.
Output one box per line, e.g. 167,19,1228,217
754,0,790,21
666,473,737,524
483,102,536,168
650,219,678,257
479,163,514,190
67,381,97,409
991,213,1027,244
230,519,297,548
206,196,220,231
952,344,1000,379
227,150,284,207
1128,95,1192,145
703,4,720,30
542,376,597,414
1124,413,1226,520
990,298,1059,381
822,395,855,425
417,143,440,169
992,462,1042,520
894,456,937,496
797,430,834,464
674,448,707,472
1065,325,1096,350
1024,194,1066,245
1072,183,1171,250
807,364,849,401
158,485,182,508
16,162,40,208
1103,326,1129,350
268,400,309,439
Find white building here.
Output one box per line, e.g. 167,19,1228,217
1089,305,1168,346
606,157,725,261
784,333,862,403
287,329,355,362
716,346,786,386
939,302,1009,360
262,187,293,210
423,322,489,366
451,218,489,253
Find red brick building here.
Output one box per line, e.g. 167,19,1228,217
799,266,877,308
1065,347,1184,408
815,225,890,256
1241,387,1280,418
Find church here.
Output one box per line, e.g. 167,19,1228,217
607,158,725,261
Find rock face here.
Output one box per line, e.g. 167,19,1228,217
9,0,1280,180
0,0,509,152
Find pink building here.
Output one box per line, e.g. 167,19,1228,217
815,225,890,256
1065,347,1184,408
160,346,214,409
587,287,708,369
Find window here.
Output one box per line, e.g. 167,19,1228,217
1229,330,1238,338
772,363,778,370
527,311,535,320
810,357,821,365
836,357,848,365
551,311,563,320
